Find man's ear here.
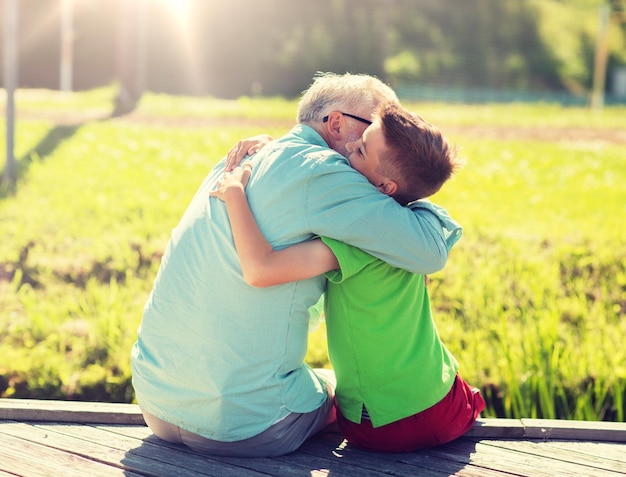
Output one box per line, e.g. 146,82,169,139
378,180,398,196
324,111,343,141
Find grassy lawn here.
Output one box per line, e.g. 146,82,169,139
1,88,625,420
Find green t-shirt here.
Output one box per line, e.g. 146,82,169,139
322,237,459,428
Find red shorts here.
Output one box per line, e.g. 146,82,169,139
336,374,485,453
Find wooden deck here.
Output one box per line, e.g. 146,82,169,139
1,399,625,477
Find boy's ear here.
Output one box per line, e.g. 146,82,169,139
324,111,343,141
378,180,398,196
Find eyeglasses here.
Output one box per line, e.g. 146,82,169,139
322,112,372,126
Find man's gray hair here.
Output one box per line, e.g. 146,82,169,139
297,72,399,125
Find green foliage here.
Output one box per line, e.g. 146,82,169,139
385,0,626,94
1,93,625,422
428,134,626,421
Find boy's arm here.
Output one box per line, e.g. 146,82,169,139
211,163,339,287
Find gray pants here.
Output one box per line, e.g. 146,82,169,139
141,369,337,457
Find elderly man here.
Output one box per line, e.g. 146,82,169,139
131,72,453,457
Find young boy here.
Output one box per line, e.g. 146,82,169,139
211,102,485,452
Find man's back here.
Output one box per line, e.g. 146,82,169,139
131,126,336,441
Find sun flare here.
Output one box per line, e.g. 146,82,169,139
159,0,192,21
154,0,204,94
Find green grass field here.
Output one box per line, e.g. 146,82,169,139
1,88,625,421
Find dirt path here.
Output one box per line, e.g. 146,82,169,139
440,124,626,145
121,111,626,144
10,108,626,145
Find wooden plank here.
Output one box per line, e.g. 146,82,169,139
303,432,514,477
98,424,626,477
384,439,517,477
483,438,626,474
0,431,139,477
68,423,326,477
105,423,501,477
47,422,276,477
414,438,610,477
1,420,625,477
0,421,263,477
273,447,437,477
0,399,144,425
399,438,547,477
467,417,626,442
521,418,626,442
98,424,438,477
465,418,526,438
545,440,626,463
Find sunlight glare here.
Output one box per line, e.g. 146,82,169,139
155,0,204,94
160,0,192,23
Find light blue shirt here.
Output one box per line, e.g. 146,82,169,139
131,124,453,441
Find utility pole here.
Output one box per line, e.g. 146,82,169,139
3,0,18,188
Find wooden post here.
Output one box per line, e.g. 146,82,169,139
113,0,146,115
60,0,74,92
591,4,610,110
3,0,18,187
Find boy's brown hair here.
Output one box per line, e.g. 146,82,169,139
376,102,463,205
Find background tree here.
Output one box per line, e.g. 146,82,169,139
1,0,625,101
